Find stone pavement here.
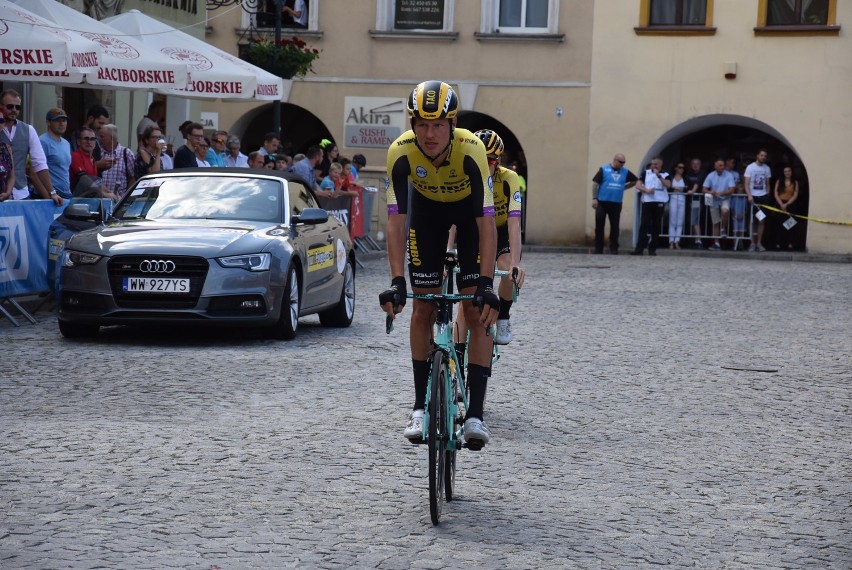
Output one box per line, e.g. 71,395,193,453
1,252,850,569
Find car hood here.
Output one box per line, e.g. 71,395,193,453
68,219,288,257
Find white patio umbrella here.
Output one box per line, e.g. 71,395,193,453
0,0,102,81
103,10,284,101
10,0,188,90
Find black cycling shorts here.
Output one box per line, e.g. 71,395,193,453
407,191,483,290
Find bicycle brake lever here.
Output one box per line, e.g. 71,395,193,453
512,267,519,282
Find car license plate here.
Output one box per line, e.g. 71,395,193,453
123,277,190,293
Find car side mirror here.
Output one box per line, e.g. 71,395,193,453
64,203,100,221
291,207,329,225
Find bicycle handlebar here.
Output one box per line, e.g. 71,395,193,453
385,292,475,334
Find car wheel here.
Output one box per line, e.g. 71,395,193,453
58,319,99,339
270,265,300,340
319,257,355,328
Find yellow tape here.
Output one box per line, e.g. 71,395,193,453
758,204,852,226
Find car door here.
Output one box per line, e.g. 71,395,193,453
287,180,339,310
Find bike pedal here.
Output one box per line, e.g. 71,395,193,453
407,437,426,445
464,441,484,451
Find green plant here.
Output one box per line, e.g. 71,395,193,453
246,36,320,79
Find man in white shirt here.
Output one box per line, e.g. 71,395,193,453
0,89,61,205
223,135,249,167
282,0,308,28
743,149,773,252
631,156,671,256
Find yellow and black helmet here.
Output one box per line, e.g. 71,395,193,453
407,81,459,121
474,129,504,158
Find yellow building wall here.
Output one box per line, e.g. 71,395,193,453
203,0,595,245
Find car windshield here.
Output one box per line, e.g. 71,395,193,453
113,175,284,223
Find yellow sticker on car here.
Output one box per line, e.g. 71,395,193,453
307,244,335,272
48,238,64,261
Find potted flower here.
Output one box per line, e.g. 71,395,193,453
243,36,320,79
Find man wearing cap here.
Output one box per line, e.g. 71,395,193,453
39,108,73,200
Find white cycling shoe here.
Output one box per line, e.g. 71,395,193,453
494,319,512,345
403,409,424,441
463,417,491,445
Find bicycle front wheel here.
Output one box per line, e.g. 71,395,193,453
428,350,447,525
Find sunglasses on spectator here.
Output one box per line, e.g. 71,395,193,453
5,104,22,111
212,138,226,143
79,136,97,141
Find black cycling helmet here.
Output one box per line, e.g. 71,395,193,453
407,81,459,121
474,129,504,158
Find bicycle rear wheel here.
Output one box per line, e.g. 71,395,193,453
428,350,447,525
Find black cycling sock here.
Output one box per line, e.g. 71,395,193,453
498,298,513,320
454,342,466,367
412,359,430,410
464,363,490,421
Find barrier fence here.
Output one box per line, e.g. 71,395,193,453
0,200,68,325
633,192,810,250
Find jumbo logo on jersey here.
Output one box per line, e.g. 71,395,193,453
415,166,428,178
514,190,522,203
488,176,494,191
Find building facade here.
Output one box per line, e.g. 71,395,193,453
11,1,850,253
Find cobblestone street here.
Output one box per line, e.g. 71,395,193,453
1,252,850,569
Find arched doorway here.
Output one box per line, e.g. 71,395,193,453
231,102,333,158
637,115,809,251
457,112,528,242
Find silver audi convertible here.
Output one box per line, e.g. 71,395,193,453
57,169,355,340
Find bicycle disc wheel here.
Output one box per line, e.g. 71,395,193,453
428,350,447,525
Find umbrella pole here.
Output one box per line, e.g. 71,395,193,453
273,0,283,140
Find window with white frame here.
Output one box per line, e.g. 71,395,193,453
375,0,455,32
481,0,559,35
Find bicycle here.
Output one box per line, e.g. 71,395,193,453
386,255,518,525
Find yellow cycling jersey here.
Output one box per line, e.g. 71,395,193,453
386,127,494,217
493,165,523,228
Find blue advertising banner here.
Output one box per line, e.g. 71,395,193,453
0,200,67,297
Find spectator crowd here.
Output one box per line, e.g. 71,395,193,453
593,147,805,254
0,93,369,205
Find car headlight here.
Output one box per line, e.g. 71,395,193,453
216,253,271,272
62,249,102,267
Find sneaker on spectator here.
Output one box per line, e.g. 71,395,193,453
756,244,766,252
403,409,424,441
748,243,756,252
693,240,704,249
720,230,728,238
463,417,491,445
494,319,512,345
710,243,721,251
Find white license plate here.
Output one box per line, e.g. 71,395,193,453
122,277,190,293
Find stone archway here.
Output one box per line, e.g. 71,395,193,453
637,114,809,251
230,103,333,158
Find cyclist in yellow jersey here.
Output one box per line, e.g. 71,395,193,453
450,129,525,352
379,81,499,446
